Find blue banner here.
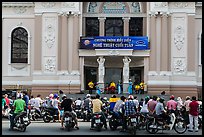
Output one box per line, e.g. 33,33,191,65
80,36,149,50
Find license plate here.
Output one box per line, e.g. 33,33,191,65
95,119,100,123
65,117,70,121
108,115,112,119
23,117,29,121
131,118,137,122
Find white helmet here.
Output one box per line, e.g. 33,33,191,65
49,93,54,98
86,94,90,98
128,95,134,99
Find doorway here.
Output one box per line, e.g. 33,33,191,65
84,66,97,90
104,68,122,85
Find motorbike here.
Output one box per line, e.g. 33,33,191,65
63,111,76,131
198,104,202,129
42,107,58,123
2,105,11,119
146,111,187,134
91,112,105,131
127,114,138,135
108,111,123,131
30,106,45,121
82,106,92,122
74,105,82,119
9,111,31,132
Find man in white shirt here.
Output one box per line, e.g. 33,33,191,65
34,94,43,116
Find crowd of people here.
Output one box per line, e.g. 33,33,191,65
2,90,202,133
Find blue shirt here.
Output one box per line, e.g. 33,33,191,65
124,99,136,116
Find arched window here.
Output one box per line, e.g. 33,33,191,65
11,27,28,63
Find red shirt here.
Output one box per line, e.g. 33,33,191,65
166,100,177,111
5,97,10,106
189,100,199,116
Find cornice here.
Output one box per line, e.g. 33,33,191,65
2,2,34,7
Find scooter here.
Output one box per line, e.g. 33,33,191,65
91,112,105,131
9,111,31,132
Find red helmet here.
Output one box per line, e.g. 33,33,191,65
170,95,174,100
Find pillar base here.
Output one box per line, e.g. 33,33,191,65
123,83,129,93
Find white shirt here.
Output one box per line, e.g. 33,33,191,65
140,101,149,113
52,99,59,109
133,99,139,108
75,100,82,106
29,98,35,106
34,97,42,108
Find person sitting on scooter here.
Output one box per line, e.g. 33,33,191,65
155,97,171,127
9,93,26,131
120,95,136,132
60,95,79,130
90,94,107,130
113,95,126,119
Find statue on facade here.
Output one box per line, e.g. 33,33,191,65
97,56,105,83
123,57,131,82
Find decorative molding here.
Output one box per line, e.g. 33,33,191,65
41,2,56,8
62,2,76,8
13,7,27,14
131,2,141,13
44,18,56,48
174,25,185,50
11,63,27,70
2,2,34,7
101,2,128,14
44,57,56,72
88,2,98,13
173,58,186,74
174,2,188,8
108,50,120,56
154,2,168,8
148,71,158,76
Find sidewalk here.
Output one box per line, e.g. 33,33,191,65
64,91,169,101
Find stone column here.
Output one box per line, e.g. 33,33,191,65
149,13,157,71
60,13,68,72
98,17,106,36
123,56,131,93
80,56,84,91
122,17,130,36
161,13,168,71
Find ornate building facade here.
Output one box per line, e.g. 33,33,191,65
2,2,202,99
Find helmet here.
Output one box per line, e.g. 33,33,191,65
145,96,150,100
54,93,58,98
128,95,134,99
49,94,54,98
17,93,23,98
170,95,174,100
186,96,190,100
159,97,165,103
86,94,90,98
103,97,108,101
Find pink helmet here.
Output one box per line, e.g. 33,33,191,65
170,95,175,100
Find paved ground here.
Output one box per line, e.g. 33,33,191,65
2,118,202,135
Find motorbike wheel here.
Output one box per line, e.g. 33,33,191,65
146,120,159,134
131,126,137,135
43,114,51,123
174,118,187,134
198,116,202,129
32,114,36,121
66,125,71,131
109,119,117,131
96,125,101,132
19,125,26,132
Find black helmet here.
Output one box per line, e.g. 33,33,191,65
159,97,165,103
